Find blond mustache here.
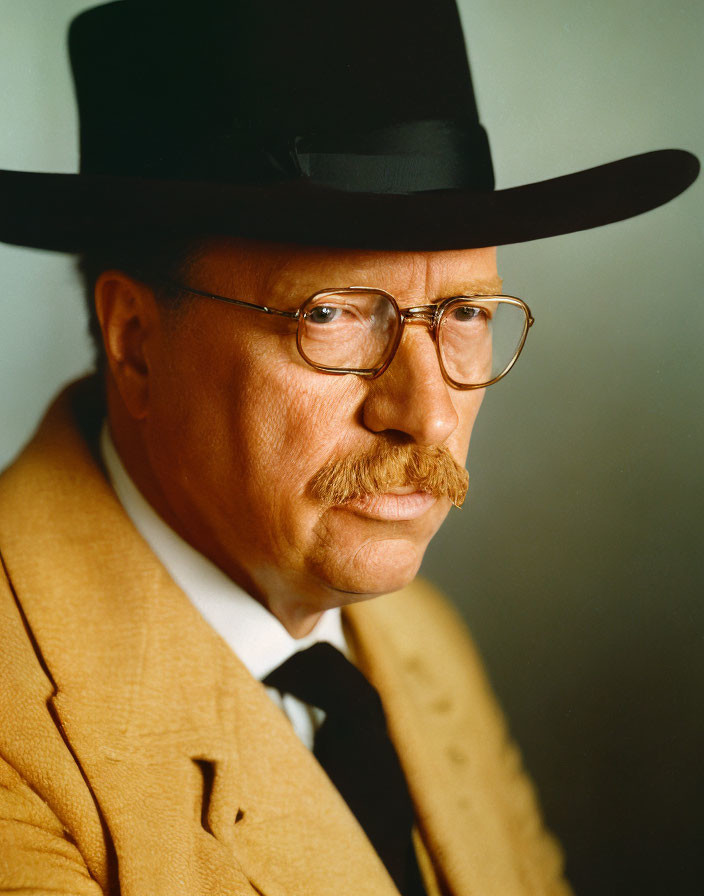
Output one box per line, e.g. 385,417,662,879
310,444,469,509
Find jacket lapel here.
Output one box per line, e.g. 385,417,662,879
345,588,548,896
0,381,399,896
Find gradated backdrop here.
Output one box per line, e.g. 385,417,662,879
1,1,702,893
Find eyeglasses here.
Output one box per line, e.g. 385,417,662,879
171,283,534,389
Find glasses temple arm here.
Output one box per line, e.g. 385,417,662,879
168,282,299,319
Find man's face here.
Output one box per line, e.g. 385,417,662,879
129,241,499,632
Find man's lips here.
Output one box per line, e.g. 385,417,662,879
341,489,438,521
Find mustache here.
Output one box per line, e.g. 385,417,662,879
310,443,469,509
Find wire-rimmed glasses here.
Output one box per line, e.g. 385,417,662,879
171,283,534,389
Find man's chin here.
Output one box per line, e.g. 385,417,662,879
313,537,427,604
305,495,451,603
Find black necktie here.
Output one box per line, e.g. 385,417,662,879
263,642,427,896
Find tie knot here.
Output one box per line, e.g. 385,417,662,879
263,641,385,724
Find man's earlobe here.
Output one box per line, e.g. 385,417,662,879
94,271,156,421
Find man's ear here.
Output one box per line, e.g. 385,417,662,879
94,270,159,421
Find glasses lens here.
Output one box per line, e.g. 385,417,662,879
299,290,398,371
438,298,528,386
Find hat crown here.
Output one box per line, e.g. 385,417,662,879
1,0,695,253
68,0,495,192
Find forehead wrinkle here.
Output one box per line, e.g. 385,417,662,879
419,252,502,299
269,255,409,302
240,246,502,308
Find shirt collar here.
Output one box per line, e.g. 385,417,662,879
99,422,348,680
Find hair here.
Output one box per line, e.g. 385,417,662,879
75,236,205,374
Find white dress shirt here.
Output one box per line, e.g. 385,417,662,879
100,423,349,750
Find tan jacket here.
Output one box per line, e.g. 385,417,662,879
0,380,570,895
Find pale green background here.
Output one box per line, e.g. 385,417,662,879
1,1,702,893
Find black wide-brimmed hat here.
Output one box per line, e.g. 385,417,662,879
0,0,698,252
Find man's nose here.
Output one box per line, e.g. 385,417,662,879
361,324,459,445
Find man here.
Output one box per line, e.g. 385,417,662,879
0,1,698,894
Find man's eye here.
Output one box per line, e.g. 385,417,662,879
307,305,342,324
451,306,486,322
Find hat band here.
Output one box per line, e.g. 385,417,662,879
295,119,495,193
80,118,494,195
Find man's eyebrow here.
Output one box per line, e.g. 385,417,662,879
450,276,504,296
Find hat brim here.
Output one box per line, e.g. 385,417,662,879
0,149,698,253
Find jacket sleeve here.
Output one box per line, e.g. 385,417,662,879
0,758,103,895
